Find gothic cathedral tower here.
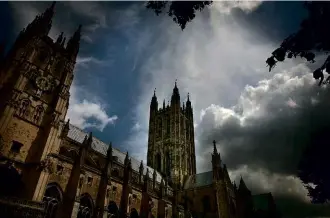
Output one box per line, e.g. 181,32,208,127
147,82,196,187
0,2,81,199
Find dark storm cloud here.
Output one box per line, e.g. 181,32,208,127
197,64,330,176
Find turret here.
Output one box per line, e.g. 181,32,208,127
19,2,55,40
139,160,144,184
56,32,64,44
212,140,222,180
124,151,129,166
238,176,251,195
66,24,82,60
82,132,93,149
171,80,180,106
106,142,112,160
150,88,158,111
186,93,192,116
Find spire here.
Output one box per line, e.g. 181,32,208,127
212,140,221,173
233,181,237,190
21,1,56,37
66,24,82,59
61,37,66,47
139,160,144,172
124,151,129,166
150,88,158,110
171,79,180,104
82,132,93,148
239,176,250,193
106,142,112,159
213,140,218,154
223,164,230,180
145,168,149,180
56,32,64,44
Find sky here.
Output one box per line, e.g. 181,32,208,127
1,1,330,217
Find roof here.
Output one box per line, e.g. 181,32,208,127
183,171,213,189
252,193,273,211
67,124,164,183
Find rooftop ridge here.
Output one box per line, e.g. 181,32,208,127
66,123,164,183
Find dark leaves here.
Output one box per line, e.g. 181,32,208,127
266,56,277,72
146,1,212,30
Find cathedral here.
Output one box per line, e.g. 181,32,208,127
0,2,279,218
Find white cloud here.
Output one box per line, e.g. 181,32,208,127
76,56,111,68
67,85,118,132
213,0,263,14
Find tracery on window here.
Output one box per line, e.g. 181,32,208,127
18,99,30,117
33,105,44,124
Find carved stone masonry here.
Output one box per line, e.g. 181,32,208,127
38,156,55,174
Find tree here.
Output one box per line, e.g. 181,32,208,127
146,1,212,30
267,2,330,204
266,2,330,86
298,129,330,204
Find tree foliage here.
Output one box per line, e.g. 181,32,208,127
267,2,330,204
298,129,330,204
266,2,330,86
146,1,212,30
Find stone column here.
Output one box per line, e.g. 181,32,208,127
119,154,132,218
140,169,150,218
94,143,112,218
56,133,92,218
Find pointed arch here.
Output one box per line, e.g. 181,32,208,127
18,99,31,117
129,208,139,218
43,183,63,218
155,153,161,172
107,201,119,218
33,105,44,124
78,193,94,218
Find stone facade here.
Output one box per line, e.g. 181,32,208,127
0,2,278,218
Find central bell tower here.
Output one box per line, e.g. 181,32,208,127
147,82,196,187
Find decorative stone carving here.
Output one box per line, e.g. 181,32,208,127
51,111,60,127
38,157,55,173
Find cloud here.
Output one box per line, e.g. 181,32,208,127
196,64,327,176
213,0,263,14
67,85,118,132
76,56,111,69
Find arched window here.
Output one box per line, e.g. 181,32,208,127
130,208,139,218
78,193,94,218
155,153,161,172
18,99,30,117
33,105,44,124
43,183,63,218
107,201,119,218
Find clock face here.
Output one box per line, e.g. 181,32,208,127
35,76,51,91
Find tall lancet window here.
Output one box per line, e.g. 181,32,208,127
155,153,161,172
33,105,44,124
158,119,162,137
18,99,30,117
167,117,170,136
